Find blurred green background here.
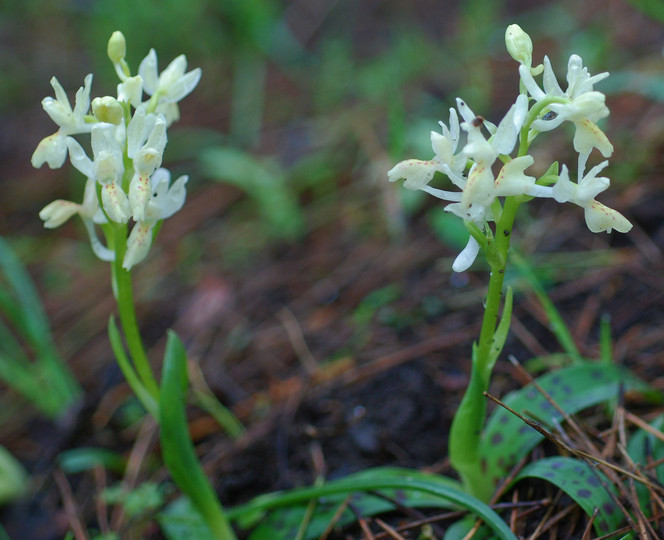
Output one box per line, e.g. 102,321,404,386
0,0,662,417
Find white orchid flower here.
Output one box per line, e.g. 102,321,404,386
452,236,481,273
553,161,631,233
388,108,466,201
39,179,114,261
390,95,536,273
454,95,528,219
123,168,188,270
126,108,168,221
439,96,532,272
32,74,94,169
138,49,202,104
67,124,131,223
520,54,612,172
117,75,143,108
31,133,70,170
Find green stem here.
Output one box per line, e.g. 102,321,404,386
517,95,568,156
449,197,520,501
446,89,564,498
110,223,160,401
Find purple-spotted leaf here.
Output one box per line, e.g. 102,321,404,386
515,457,622,536
480,363,652,486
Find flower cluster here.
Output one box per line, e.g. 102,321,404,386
388,24,631,272
33,31,201,270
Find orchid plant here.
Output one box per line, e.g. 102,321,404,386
388,24,632,501
32,31,201,415
32,33,238,539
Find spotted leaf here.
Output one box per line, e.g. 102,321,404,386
480,363,653,486
515,457,623,536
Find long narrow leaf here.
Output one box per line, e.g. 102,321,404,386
0,236,55,351
626,413,664,511
229,468,517,540
511,252,582,363
108,316,158,419
160,331,236,540
238,468,462,538
0,445,27,504
0,353,61,416
0,237,81,412
487,286,513,372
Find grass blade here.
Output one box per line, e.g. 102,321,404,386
229,467,517,540
511,251,583,363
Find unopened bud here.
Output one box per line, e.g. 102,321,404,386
505,24,533,66
92,96,124,124
108,31,126,64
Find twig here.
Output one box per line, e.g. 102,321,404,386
374,518,406,540
318,496,351,540
580,507,597,540
625,411,664,445
507,355,600,455
277,306,318,375
111,416,158,530
483,392,647,534
54,469,89,540
94,466,110,536
528,502,575,540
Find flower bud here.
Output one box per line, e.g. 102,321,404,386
505,24,533,66
108,31,126,63
92,96,124,125
39,200,80,229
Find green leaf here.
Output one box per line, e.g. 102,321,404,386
442,516,491,540
481,363,653,486
536,161,559,186
0,446,27,504
626,413,664,512
103,482,165,518
0,236,80,416
487,286,513,372
160,331,236,539
515,457,622,536
244,468,461,539
107,316,158,419
191,389,245,440
160,496,217,540
0,235,54,349
58,447,127,475
229,467,517,540
623,0,664,23
352,284,402,326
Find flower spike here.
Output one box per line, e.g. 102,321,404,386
33,31,201,268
